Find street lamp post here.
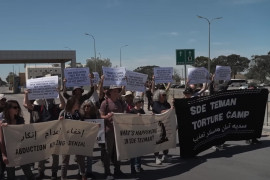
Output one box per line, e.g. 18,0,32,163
197,15,222,73
85,33,97,71
120,45,128,67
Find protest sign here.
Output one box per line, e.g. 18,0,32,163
102,67,127,86
174,89,268,158
85,119,105,143
26,76,59,100
113,109,177,160
126,70,148,92
92,72,100,86
3,120,99,167
154,67,173,84
64,68,90,87
214,66,231,81
188,67,209,84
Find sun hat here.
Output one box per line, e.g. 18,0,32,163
72,86,84,93
124,91,133,96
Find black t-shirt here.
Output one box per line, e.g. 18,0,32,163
129,108,145,115
152,101,171,114
60,110,82,121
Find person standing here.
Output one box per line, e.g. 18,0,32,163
124,91,134,113
80,99,99,179
24,88,66,180
99,86,126,180
59,96,87,180
152,89,172,165
145,81,153,111
0,94,6,179
62,75,94,105
129,96,145,175
0,100,35,180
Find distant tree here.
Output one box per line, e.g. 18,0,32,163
85,58,112,76
133,65,159,80
6,72,17,84
212,54,250,78
193,56,219,74
173,68,181,83
246,54,270,83
193,56,208,69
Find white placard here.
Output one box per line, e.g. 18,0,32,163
26,76,59,100
3,120,99,167
102,67,127,86
214,66,231,81
188,67,209,84
126,70,148,92
64,68,90,87
113,109,177,161
154,67,173,84
85,119,105,143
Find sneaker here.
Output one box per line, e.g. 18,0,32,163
31,166,35,171
155,157,162,165
105,174,114,180
51,172,57,180
246,140,252,144
135,167,144,173
35,171,45,180
161,155,172,162
252,139,261,144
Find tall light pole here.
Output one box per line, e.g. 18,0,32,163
85,33,97,71
197,15,222,73
120,45,128,67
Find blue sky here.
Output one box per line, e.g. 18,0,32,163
0,0,269,80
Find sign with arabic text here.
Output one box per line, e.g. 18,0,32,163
2,120,99,167
174,89,268,158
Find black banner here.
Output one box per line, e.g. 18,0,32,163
174,89,269,158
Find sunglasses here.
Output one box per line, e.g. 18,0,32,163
161,94,167,96
11,106,19,110
84,105,91,108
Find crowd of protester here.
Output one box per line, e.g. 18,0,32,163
0,73,266,180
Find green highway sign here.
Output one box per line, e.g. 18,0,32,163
176,49,195,65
